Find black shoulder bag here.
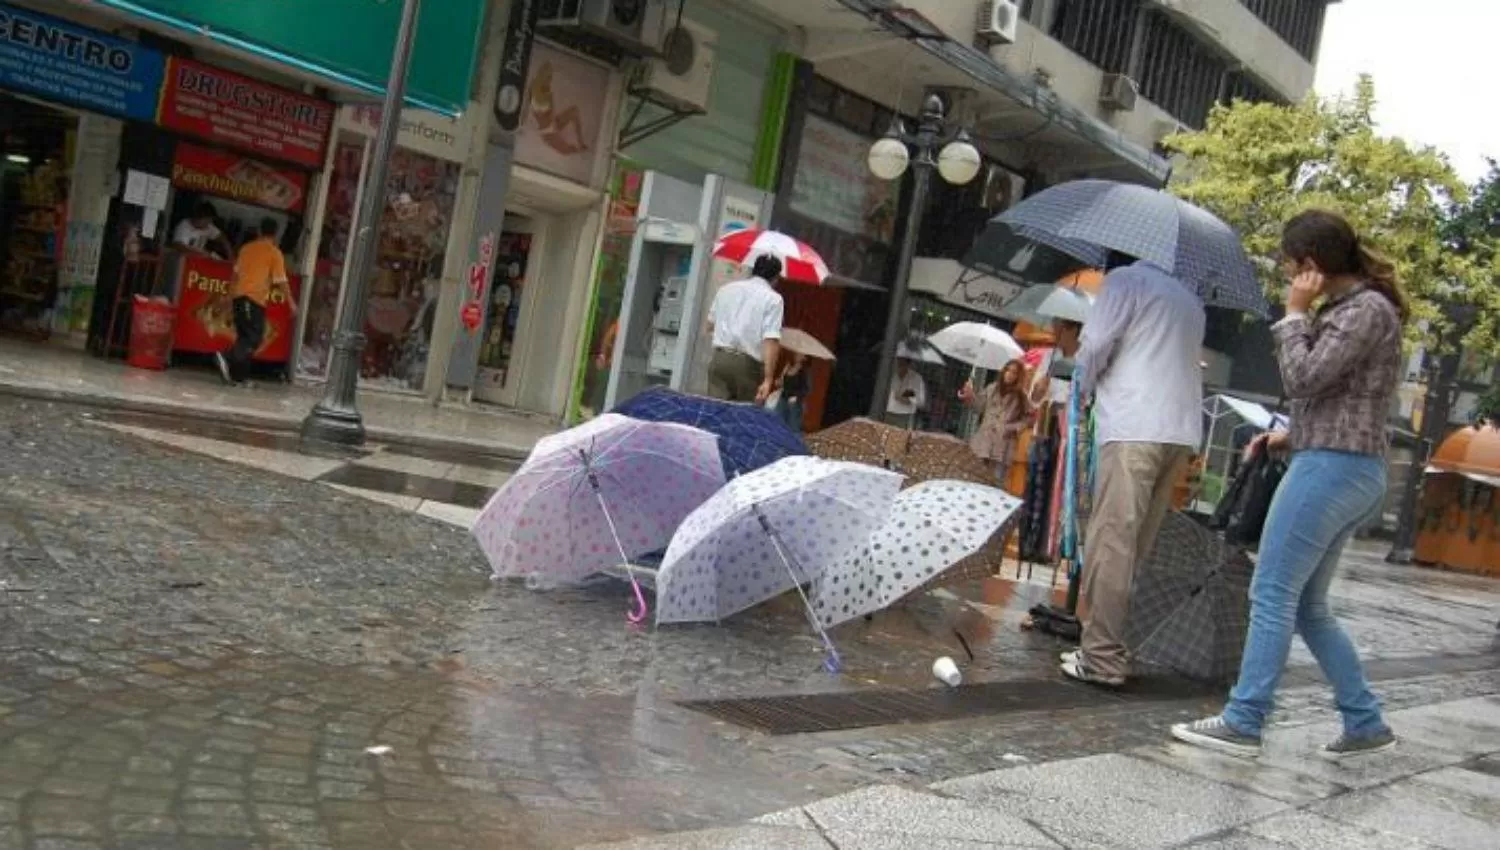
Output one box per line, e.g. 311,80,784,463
1211,439,1287,549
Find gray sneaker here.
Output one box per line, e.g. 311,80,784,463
1170,715,1262,758
1320,729,1396,760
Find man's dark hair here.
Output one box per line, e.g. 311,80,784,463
1104,250,1137,271
194,202,217,221
259,217,280,238
751,254,783,281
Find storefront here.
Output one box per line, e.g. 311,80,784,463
151,57,334,372
567,0,792,422
0,2,152,343
295,103,473,393
445,39,624,417
0,1,340,379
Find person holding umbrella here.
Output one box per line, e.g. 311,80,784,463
1062,251,1206,687
1172,210,1402,759
885,354,928,429
706,254,785,404
959,359,1032,483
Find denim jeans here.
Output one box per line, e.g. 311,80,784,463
1222,449,1389,739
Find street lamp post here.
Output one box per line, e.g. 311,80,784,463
866,93,981,419
301,0,422,446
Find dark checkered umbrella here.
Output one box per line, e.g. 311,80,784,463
1125,512,1254,683
995,179,1270,317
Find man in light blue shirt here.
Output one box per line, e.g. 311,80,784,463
1062,255,1205,686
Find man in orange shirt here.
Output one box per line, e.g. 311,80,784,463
214,218,293,385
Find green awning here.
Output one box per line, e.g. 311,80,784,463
93,0,487,116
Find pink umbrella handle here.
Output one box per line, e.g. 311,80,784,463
627,577,649,624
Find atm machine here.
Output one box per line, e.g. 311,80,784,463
602,170,773,411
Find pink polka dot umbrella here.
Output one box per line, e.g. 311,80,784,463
471,414,726,623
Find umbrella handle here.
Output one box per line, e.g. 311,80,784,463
627,579,649,625
759,513,841,674
590,486,651,625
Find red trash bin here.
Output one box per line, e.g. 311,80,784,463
127,295,175,371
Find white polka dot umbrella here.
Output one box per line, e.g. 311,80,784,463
811,480,1023,629
656,455,903,671
713,228,831,285
471,413,725,622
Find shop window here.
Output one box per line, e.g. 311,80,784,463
0,97,75,340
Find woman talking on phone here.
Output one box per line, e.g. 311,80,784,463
1172,210,1404,760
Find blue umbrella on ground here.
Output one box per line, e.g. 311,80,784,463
613,387,808,479
992,179,1270,318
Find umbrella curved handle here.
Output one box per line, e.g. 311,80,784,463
627,577,649,625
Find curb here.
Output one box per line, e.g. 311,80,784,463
0,380,536,461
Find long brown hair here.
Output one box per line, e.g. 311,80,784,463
1281,209,1408,324
992,360,1028,406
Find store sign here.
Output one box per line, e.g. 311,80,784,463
0,2,165,121
158,58,333,169
909,257,1022,321
173,255,300,363
495,0,541,132
790,114,898,244
335,105,471,164
89,0,486,115
171,143,309,213
460,233,496,333
514,42,611,186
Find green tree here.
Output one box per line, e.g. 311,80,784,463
1163,77,1500,353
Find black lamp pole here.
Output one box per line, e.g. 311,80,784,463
302,0,422,446
868,94,949,420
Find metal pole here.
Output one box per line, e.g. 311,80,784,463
868,95,945,420
302,0,422,446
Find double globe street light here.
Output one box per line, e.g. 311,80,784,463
865,92,982,419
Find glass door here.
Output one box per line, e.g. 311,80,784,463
473,214,538,406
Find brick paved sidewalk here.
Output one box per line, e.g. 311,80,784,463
583,694,1500,849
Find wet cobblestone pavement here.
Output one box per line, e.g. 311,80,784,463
2,400,1498,849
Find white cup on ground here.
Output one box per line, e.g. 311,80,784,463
932,656,962,687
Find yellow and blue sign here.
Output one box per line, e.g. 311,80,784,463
0,2,165,121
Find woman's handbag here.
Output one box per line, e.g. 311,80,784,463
1211,441,1287,548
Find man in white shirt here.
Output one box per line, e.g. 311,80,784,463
171,202,232,260
1063,255,1205,687
885,356,927,428
706,254,784,404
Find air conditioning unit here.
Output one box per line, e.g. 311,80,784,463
1100,73,1139,112
976,0,1021,46
537,0,668,56
635,20,716,112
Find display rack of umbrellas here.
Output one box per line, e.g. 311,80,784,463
472,388,1023,673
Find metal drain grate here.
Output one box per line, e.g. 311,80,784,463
679,676,1215,735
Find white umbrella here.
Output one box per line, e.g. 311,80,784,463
928,322,1024,370
656,455,903,670
811,481,1022,629
1001,285,1094,326
779,328,836,361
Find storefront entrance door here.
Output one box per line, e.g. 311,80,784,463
473,214,542,406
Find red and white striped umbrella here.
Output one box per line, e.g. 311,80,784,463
712,229,830,285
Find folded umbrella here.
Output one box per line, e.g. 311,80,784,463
812,481,1023,629
472,413,725,621
928,322,1025,371
613,387,807,478
656,455,903,669
995,179,1269,317
1125,512,1255,683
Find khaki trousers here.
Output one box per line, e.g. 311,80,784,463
707,349,763,402
1079,441,1193,680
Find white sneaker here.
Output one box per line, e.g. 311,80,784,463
1060,648,1081,665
